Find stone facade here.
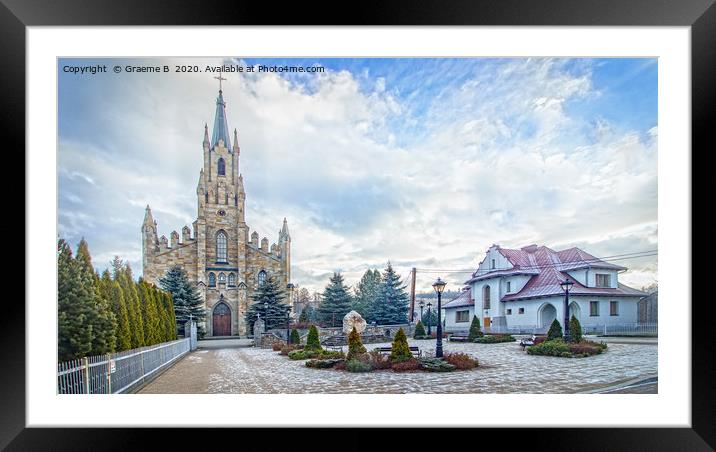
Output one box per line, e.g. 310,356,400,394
142,87,291,336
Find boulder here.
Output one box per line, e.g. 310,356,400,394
342,310,367,334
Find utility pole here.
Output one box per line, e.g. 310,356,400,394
409,267,417,322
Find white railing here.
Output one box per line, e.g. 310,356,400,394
462,323,658,337
57,338,190,394
599,323,658,336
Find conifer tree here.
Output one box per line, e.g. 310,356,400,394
164,291,177,340
299,305,316,323
569,315,583,343
468,315,483,341
159,265,205,336
372,263,410,325
305,325,321,351
353,269,381,320
317,272,353,327
547,318,563,341
117,264,145,348
75,239,116,355
244,274,290,330
413,320,426,338
58,239,93,361
389,328,411,363
346,326,367,360
109,279,132,351
138,279,161,346
290,328,301,345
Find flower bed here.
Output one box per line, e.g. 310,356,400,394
288,349,344,360
526,339,607,358
472,334,516,344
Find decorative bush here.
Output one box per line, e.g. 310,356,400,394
368,350,392,370
533,336,548,345
527,338,606,358
305,325,321,351
468,315,484,340
391,358,423,372
547,319,563,341
527,338,570,356
288,349,344,360
280,345,298,355
443,352,479,370
418,357,456,372
346,359,373,373
390,328,412,363
568,315,582,343
272,343,284,351
473,334,516,344
306,359,343,369
413,321,426,338
347,326,367,360
290,328,301,345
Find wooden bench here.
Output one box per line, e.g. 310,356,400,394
519,335,536,350
375,346,422,358
449,333,470,342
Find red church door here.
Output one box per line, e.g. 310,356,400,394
212,303,231,336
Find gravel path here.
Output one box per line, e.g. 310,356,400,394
139,339,657,394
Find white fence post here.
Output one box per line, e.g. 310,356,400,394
82,357,90,394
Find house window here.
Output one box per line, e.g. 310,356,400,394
506,281,511,293
518,307,524,314
456,310,470,323
506,309,512,315
590,301,599,316
228,273,236,287
483,285,491,310
258,270,267,286
596,274,611,288
216,230,227,262
218,272,226,285
610,301,619,316
217,157,226,176
208,272,216,287
491,259,496,269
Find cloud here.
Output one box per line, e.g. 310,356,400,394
58,57,657,294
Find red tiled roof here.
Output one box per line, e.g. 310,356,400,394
465,245,645,301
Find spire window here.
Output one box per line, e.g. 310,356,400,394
216,230,228,262
218,158,226,176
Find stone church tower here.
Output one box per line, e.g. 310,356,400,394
141,83,292,337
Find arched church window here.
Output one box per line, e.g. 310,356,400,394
483,285,491,310
258,270,267,286
216,230,228,262
217,158,226,176
228,273,236,287
218,272,226,285
208,272,216,287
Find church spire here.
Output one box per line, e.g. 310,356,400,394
203,122,209,147
233,128,239,153
143,204,155,227
280,217,290,241
210,74,231,150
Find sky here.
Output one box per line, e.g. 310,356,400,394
58,57,658,294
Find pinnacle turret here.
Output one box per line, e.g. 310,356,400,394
280,217,290,241
233,128,239,153
143,205,154,227
203,123,209,146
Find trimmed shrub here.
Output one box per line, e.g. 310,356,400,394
414,321,426,338
347,326,367,360
290,328,301,345
391,358,422,372
419,357,456,372
346,359,372,373
280,345,298,355
473,334,516,344
305,325,321,351
306,359,342,369
288,349,344,360
569,315,582,343
547,319,563,341
443,352,479,370
526,338,570,356
468,315,484,341
390,328,412,363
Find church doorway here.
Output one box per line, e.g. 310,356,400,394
212,302,231,336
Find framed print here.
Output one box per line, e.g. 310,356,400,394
5,0,712,449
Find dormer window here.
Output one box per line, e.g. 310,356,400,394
596,274,611,288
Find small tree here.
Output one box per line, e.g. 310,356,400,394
547,319,563,341
413,320,426,338
305,325,321,351
569,315,582,343
347,326,367,360
468,315,483,341
390,328,412,363
290,328,301,345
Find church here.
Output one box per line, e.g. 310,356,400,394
141,78,292,337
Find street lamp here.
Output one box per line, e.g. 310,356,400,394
426,302,433,336
432,277,447,358
560,278,574,342
418,300,425,325
286,309,291,345
264,300,270,330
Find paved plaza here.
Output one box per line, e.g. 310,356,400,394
139,337,657,394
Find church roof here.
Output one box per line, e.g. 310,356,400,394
211,90,232,150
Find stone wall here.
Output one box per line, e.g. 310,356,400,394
143,241,199,286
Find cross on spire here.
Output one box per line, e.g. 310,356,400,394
214,70,227,92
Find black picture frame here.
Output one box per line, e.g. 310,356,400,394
4,0,709,448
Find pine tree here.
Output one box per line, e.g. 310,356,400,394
372,263,410,325
164,291,177,340
138,279,161,346
547,318,563,341
117,264,145,348
75,239,116,355
244,274,290,331
290,328,301,345
422,308,438,327
108,279,132,351
299,305,316,323
159,265,205,336
305,325,321,351
353,269,381,321
389,328,411,363
569,315,583,343
468,315,483,341
57,239,93,361
413,320,426,338
317,272,353,327
346,326,367,360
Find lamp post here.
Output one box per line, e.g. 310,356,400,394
418,300,425,326
426,302,433,336
560,278,574,342
264,300,270,330
432,277,447,358
286,310,291,345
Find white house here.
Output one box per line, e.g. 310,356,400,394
443,244,647,334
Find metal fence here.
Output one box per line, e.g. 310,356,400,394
599,322,658,336
449,323,658,337
57,338,191,394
